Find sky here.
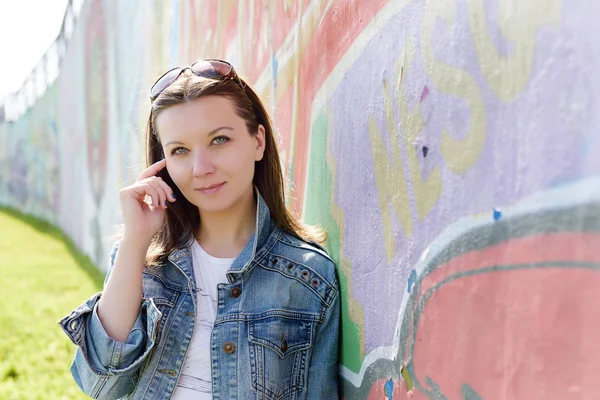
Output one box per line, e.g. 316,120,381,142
0,0,70,100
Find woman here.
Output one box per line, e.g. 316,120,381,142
59,59,340,399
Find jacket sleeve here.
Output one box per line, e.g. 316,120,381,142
58,241,162,399
306,268,341,399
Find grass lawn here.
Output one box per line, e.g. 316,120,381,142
0,207,105,399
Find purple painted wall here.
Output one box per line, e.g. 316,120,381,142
304,0,600,398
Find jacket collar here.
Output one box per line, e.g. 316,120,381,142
167,186,279,284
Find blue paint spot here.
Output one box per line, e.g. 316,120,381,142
407,270,417,293
493,208,502,221
384,378,394,399
271,54,279,88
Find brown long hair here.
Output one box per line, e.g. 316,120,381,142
143,69,324,266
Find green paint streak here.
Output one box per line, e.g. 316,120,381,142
425,376,448,400
462,383,484,400
304,110,363,373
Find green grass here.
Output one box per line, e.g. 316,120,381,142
0,207,105,399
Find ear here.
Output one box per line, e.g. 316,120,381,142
254,124,266,161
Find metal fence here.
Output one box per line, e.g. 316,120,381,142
1,0,84,122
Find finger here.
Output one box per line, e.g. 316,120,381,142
142,181,162,208
136,159,167,182
151,178,168,209
155,178,176,204
122,183,154,203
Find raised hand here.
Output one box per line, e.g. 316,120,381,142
118,159,176,244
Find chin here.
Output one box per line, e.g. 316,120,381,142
197,203,233,214
192,194,237,214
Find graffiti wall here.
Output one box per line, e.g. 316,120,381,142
1,0,599,398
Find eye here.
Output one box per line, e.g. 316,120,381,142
212,136,230,145
170,147,188,156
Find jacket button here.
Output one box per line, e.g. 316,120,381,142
230,287,241,298
223,342,235,354
160,369,177,377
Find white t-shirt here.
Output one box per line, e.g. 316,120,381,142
171,240,235,399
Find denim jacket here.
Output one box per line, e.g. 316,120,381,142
58,191,340,399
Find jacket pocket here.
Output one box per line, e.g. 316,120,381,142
142,272,179,344
248,316,315,399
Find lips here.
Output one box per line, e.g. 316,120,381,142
196,183,224,191
195,182,225,194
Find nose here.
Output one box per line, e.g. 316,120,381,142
192,149,215,177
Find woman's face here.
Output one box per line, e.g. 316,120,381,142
156,95,265,215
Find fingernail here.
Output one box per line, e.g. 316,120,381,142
171,193,176,199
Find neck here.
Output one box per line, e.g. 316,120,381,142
196,186,257,258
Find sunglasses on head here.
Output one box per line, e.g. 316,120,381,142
149,59,245,101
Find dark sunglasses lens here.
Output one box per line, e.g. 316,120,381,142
150,68,182,99
190,60,232,79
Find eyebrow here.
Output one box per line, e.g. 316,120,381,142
164,126,234,147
